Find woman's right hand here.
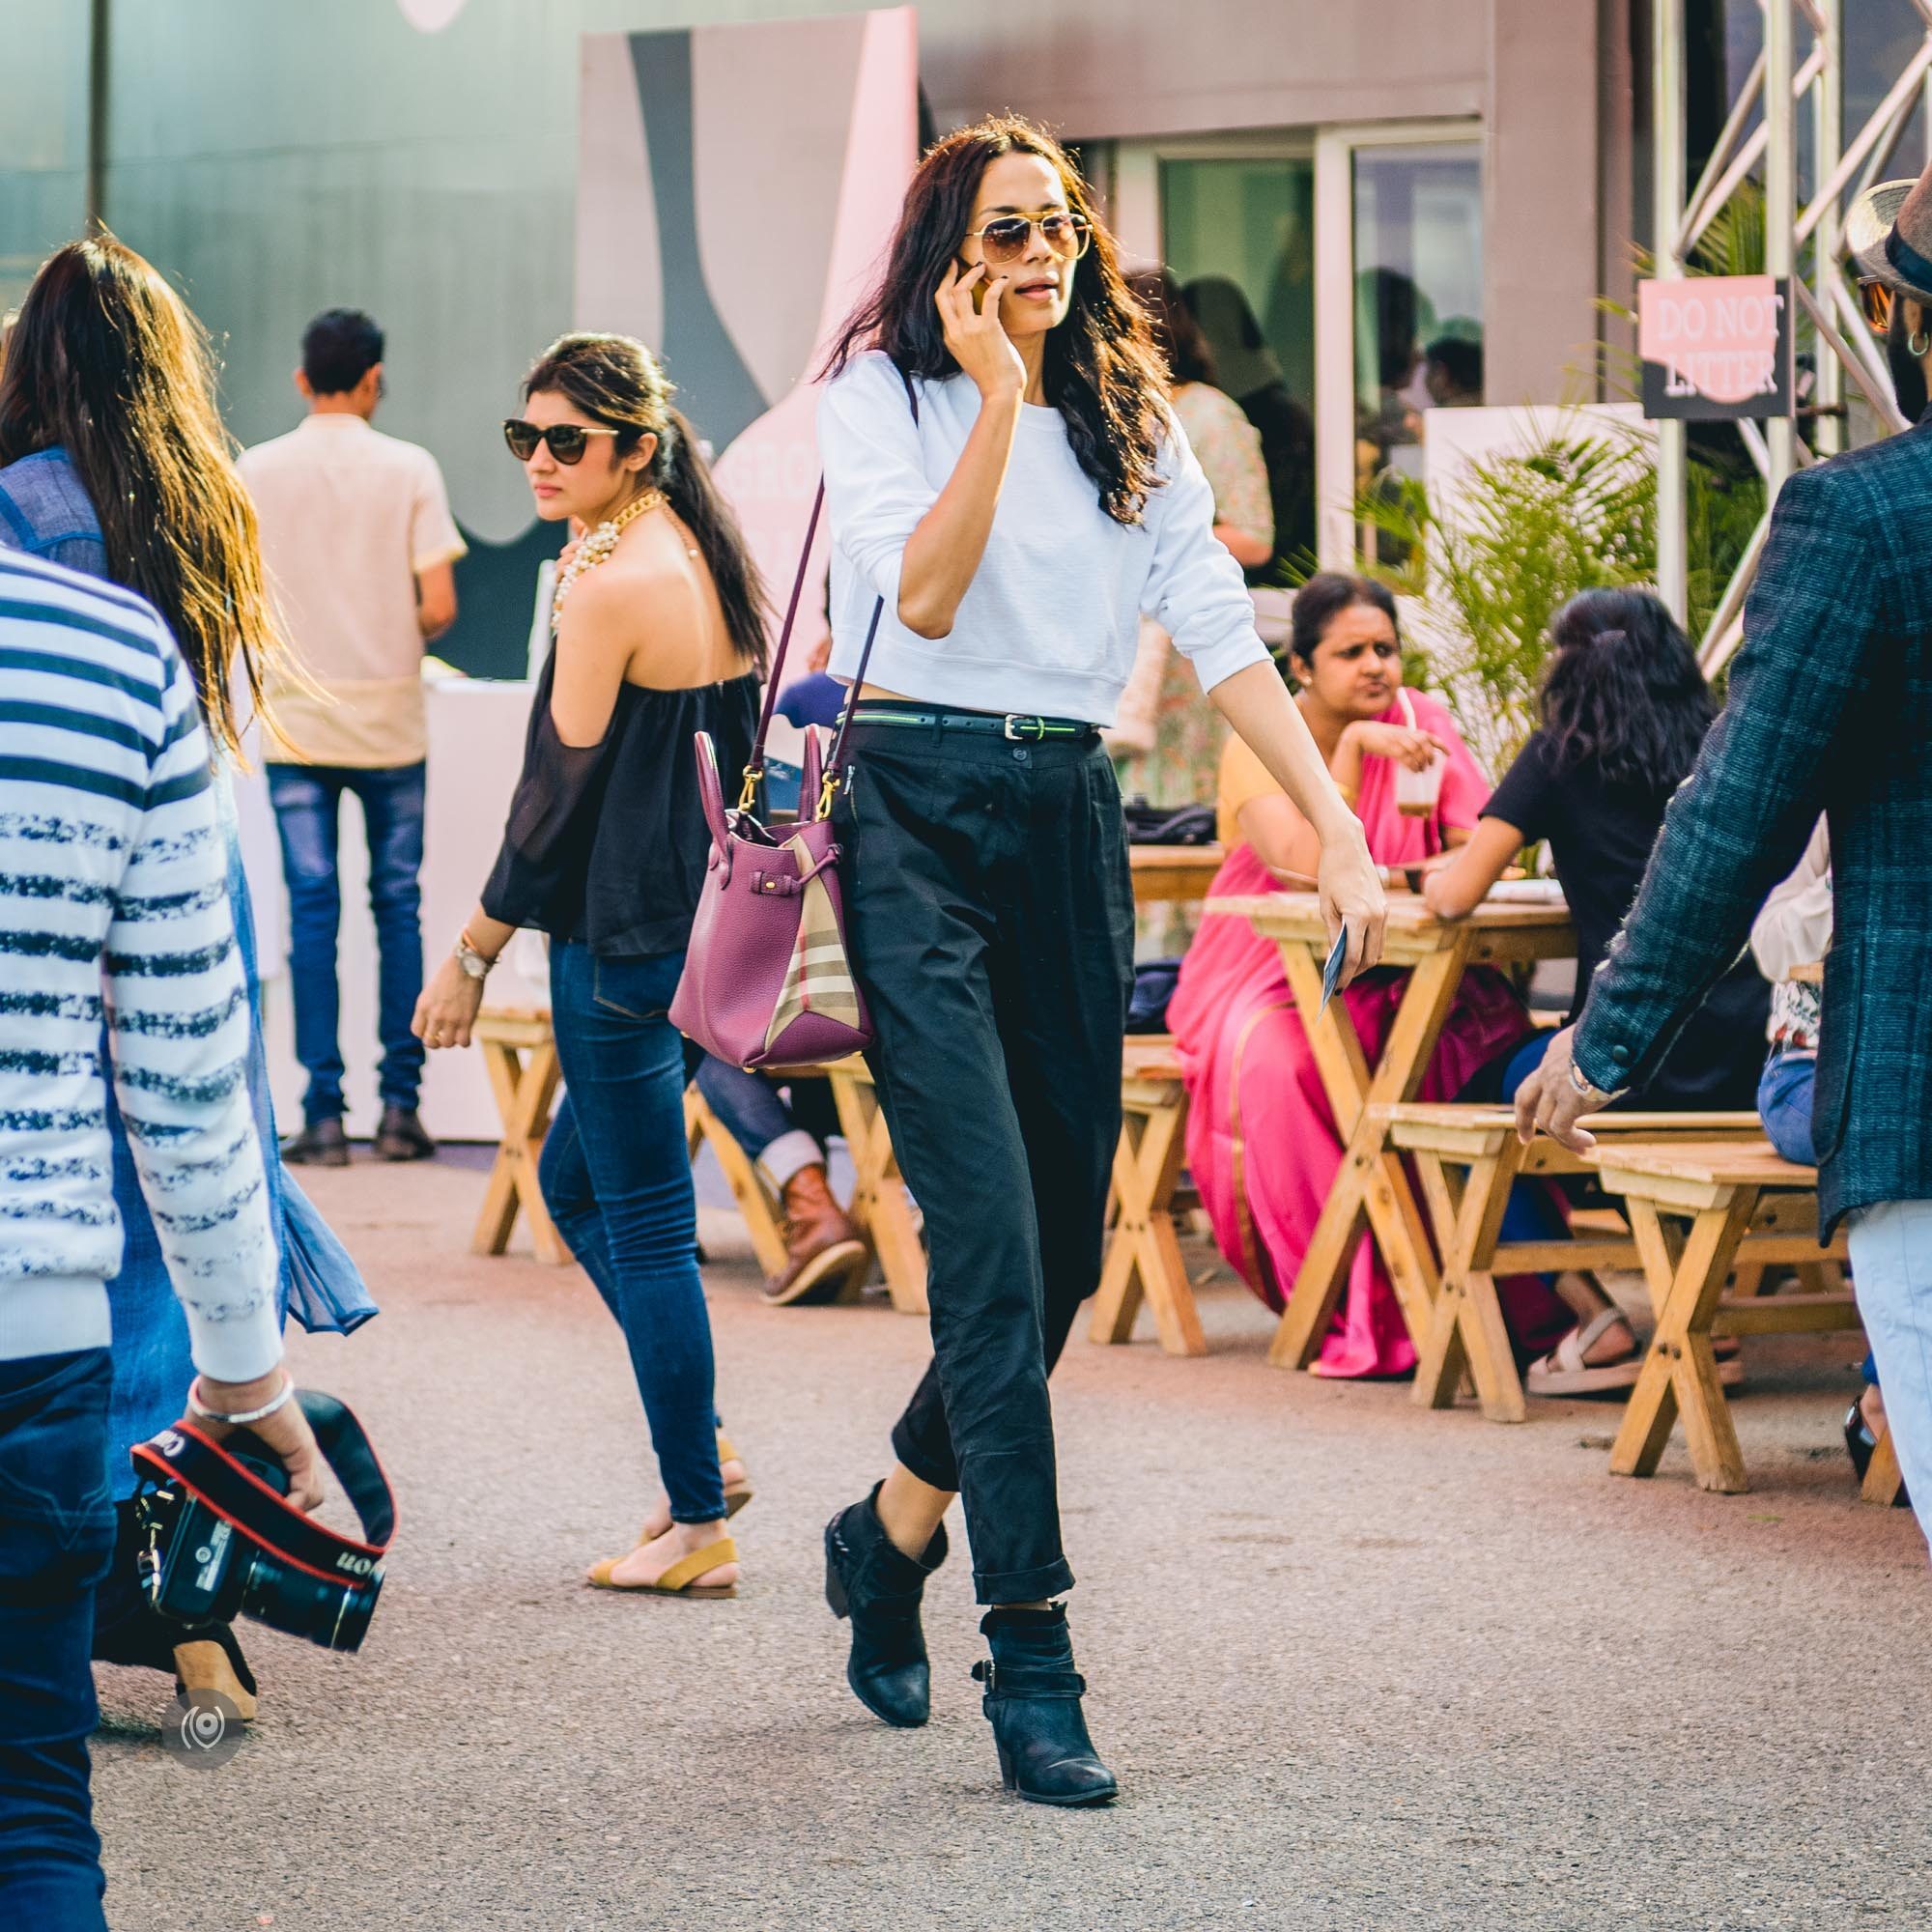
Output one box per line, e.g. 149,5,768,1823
935,263,1024,399
412,953,486,1051
1344,719,1444,773
1318,823,1388,985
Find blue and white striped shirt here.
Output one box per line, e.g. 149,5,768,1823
0,550,278,1376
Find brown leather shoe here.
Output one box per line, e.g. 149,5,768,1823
374,1106,437,1162
281,1117,349,1167
763,1165,869,1306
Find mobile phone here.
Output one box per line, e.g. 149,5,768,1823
1318,929,1349,1018
953,256,987,314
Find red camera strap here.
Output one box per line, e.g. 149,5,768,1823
130,1390,395,1592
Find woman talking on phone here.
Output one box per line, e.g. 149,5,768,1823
815,117,1384,1805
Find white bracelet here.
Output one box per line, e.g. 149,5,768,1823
187,1372,294,1428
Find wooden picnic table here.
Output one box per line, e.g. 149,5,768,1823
1581,1138,1857,1492
1385,1102,1761,1423
1212,891,1577,1373
1129,842,1224,904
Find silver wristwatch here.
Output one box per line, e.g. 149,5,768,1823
1568,1059,1623,1105
454,933,496,981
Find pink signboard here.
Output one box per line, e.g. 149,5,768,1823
1637,274,1792,421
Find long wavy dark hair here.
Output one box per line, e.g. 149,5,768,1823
822,116,1169,526
0,234,284,756
1540,587,1714,790
523,332,769,672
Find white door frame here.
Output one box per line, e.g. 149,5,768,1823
1313,118,1483,565
1114,119,1482,570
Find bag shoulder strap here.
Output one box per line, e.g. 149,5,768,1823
744,362,919,800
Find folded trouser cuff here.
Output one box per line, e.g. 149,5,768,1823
972,1556,1075,1605
757,1129,824,1191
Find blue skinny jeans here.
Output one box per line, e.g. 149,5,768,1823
538,943,724,1523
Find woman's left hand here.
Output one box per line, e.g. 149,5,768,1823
412,954,486,1051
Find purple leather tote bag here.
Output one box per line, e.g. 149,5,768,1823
669,372,914,1070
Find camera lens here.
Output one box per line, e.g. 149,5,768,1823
239,1553,383,1653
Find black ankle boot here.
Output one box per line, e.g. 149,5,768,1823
824,1484,948,1728
974,1605,1118,1806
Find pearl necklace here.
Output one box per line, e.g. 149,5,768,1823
550,489,664,628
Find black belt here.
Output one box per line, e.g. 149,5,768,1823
848,705,1097,743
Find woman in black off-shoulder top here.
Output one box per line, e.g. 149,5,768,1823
413,333,763,1601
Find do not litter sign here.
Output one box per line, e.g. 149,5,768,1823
1637,274,1792,421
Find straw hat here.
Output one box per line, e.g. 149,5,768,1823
1846,163,1932,304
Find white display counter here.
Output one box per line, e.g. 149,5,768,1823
239,676,550,1144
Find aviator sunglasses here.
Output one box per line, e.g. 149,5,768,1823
502,418,619,465
962,210,1094,268
1858,278,1896,334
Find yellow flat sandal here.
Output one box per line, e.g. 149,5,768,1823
636,1432,752,1545
587,1535,739,1599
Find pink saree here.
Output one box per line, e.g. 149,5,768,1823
1168,689,1572,1377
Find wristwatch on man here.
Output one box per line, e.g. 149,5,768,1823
1567,1058,1624,1107
454,929,497,982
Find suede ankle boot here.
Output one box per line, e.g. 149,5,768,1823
974,1605,1118,1806
823,1482,948,1727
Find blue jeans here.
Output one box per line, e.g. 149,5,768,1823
1757,1048,1818,1167
1758,1050,1880,1387
693,1057,838,1189
538,944,724,1523
267,761,428,1124
1845,1202,1932,1556
1484,1030,1575,1260
0,1348,114,1930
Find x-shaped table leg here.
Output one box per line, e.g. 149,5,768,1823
1610,1190,1757,1492
1089,1085,1204,1355
829,1070,928,1317
473,1034,568,1266
1412,1143,1526,1422
683,1086,792,1279
1267,938,1469,1370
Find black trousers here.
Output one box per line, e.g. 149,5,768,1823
838,719,1134,1603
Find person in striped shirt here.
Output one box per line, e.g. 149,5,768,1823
0,549,321,1931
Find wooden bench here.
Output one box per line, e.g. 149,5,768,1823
686,1059,928,1317
1383,1104,1761,1423
470,1006,569,1266
1581,1139,1859,1493
1089,1039,1204,1356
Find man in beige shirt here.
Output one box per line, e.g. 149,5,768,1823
240,309,465,1166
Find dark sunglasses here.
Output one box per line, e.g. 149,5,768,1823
962,211,1093,268
1859,277,1896,335
501,418,619,465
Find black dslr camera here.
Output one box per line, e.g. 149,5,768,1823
130,1389,394,1654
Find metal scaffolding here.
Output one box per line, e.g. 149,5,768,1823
1653,0,1932,670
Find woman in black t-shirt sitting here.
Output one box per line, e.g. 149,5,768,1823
1423,588,1769,1395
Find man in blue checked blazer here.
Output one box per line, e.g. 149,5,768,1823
1518,165,1932,1555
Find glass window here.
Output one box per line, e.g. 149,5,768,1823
1159,155,1317,570
1352,142,1484,496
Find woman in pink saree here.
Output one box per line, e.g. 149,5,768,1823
1169,574,1570,1377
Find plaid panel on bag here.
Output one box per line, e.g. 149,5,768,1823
765,834,862,1052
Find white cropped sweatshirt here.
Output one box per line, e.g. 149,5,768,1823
817,352,1268,723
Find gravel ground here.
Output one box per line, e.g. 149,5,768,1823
91,1153,1932,1932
